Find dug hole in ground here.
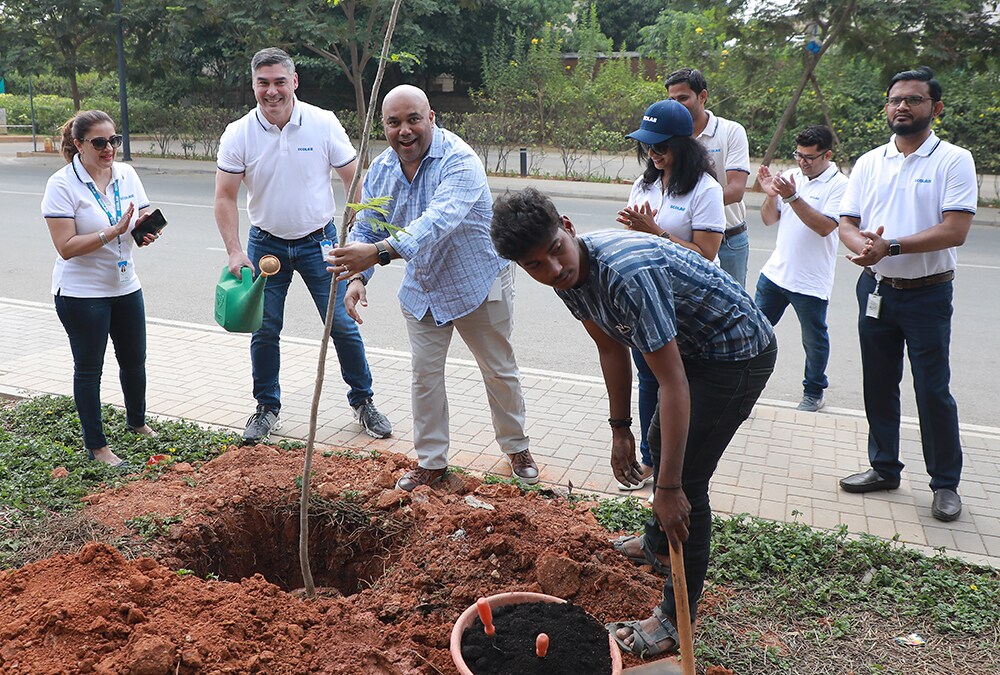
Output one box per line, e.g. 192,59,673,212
0,443,723,674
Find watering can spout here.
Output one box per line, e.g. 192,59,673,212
214,255,281,333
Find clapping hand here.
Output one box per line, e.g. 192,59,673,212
617,202,661,236
757,165,779,197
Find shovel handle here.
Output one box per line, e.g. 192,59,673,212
668,541,696,675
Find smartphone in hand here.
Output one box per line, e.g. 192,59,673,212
131,209,167,246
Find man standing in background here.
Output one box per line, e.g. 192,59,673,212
665,68,752,287
837,66,976,523
755,125,848,413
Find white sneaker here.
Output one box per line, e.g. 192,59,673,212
617,465,654,491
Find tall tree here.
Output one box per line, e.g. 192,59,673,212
754,0,858,167
2,0,113,110
295,0,404,128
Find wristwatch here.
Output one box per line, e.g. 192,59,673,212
782,192,800,204
374,240,391,266
887,239,902,256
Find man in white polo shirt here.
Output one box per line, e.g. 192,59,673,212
665,68,751,287
838,66,976,523
215,47,391,444
755,125,848,413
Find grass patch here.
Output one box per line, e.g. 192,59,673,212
0,395,238,566
591,495,1000,673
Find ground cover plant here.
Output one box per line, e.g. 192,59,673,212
1,395,998,673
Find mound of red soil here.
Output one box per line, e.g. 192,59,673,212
0,444,679,673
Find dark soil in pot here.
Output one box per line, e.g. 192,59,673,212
461,601,612,674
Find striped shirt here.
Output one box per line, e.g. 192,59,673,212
349,126,506,325
556,231,773,360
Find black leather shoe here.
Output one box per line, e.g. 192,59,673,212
839,468,900,493
932,489,962,522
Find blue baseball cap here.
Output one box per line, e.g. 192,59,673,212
626,99,694,145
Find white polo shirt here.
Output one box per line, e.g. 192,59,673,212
760,163,848,300
696,110,750,231
217,98,357,239
41,156,149,297
627,172,725,243
840,131,977,279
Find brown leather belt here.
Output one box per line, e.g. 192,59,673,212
723,223,747,239
864,267,955,290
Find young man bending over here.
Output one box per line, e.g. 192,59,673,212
490,187,776,658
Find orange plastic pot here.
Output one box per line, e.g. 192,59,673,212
450,592,622,675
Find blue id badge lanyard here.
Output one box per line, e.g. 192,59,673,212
86,180,129,284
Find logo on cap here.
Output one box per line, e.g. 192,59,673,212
643,116,657,123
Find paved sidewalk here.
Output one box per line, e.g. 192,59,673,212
3,297,998,569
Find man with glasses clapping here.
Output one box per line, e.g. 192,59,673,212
754,125,848,414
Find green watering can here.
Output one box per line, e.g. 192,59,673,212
214,255,281,333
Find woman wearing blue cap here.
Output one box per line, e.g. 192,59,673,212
613,99,725,493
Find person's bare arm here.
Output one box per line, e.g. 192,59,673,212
214,169,252,276
334,159,363,206
722,168,749,206
46,203,136,260
640,340,692,549
757,166,780,226
580,320,644,488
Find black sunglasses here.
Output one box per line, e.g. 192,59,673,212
640,141,669,156
82,135,124,150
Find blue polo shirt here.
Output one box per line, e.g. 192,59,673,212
556,231,773,360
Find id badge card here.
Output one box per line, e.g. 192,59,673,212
865,292,881,319
320,238,334,261
117,259,130,284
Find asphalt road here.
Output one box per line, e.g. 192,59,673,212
3,155,999,427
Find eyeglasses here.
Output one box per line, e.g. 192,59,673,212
792,150,824,162
886,95,933,107
640,141,669,156
82,135,124,150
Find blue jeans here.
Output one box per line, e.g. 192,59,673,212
644,338,776,622
754,273,829,398
856,271,961,491
631,348,656,467
247,223,374,411
54,289,147,451
718,226,749,288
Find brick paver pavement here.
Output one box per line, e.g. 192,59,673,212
3,297,998,569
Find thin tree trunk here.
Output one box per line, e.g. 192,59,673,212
809,72,844,163
298,0,405,600
759,0,857,169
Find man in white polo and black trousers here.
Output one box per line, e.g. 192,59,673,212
838,66,977,523
214,47,392,444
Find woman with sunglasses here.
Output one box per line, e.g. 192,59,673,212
612,99,725,493
41,110,162,468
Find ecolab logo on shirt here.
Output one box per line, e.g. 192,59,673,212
669,204,686,212
297,147,314,152
915,178,932,184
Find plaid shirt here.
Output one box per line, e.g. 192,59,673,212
557,231,773,361
349,127,506,325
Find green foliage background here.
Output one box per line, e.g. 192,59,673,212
1,0,998,172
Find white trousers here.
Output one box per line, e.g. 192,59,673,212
403,266,529,470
